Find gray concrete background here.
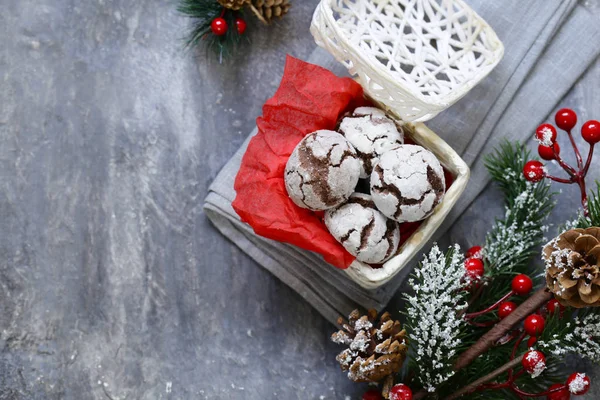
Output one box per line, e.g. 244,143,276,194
1,1,599,399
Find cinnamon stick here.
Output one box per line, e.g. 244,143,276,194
453,287,551,371
444,356,522,400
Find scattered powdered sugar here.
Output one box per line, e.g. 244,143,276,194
568,373,589,394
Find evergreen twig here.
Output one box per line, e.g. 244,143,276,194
178,0,245,62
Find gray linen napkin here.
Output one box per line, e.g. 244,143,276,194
204,0,600,324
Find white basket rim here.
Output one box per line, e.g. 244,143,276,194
316,0,505,108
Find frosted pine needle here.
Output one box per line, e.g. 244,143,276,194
538,313,600,362
404,245,468,392
485,182,551,274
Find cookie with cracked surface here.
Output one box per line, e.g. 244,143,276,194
325,193,400,264
284,130,361,211
370,145,445,223
338,107,404,178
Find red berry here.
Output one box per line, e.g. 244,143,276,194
524,314,546,337
390,384,413,400
464,258,485,280
498,301,517,319
235,18,247,34
512,274,533,296
536,124,558,145
523,160,546,182
547,383,571,400
546,299,566,315
528,336,537,347
538,143,561,161
362,389,383,400
465,245,483,259
211,17,228,36
555,108,577,131
522,350,546,376
582,120,600,144
566,372,591,395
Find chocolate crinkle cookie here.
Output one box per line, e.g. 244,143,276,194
325,193,400,264
370,145,445,223
285,130,361,211
338,107,404,179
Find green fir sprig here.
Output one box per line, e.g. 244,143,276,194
178,0,245,62
574,182,600,228
483,141,555,277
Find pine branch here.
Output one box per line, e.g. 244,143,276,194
466,141,555,323
484,141,530,204
178,0,245,62
574,181,600,228
538,308,600,363
445,356,522,400
404,245,469,393
483,141,555,277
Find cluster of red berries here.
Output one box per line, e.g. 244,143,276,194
523,108,600,183
546,373,591,399
210,16,247,36
362,384,413,400
463,245,484,281
521,351,591,399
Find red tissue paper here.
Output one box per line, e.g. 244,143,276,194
232,56,366,269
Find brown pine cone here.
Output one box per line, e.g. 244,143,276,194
217,0,249,10
332,309,408,385
250,0,291,24
544,227,600,308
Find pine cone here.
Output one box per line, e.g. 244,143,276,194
332,309,408,385
217,0,250,10
250,0,291,24
544,227,600,308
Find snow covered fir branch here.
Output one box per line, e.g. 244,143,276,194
538,310,600,363
404,245,469,392
484,141,555,277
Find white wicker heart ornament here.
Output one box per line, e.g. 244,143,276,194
311,0,504,122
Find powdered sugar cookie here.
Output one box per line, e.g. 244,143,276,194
325,193,400,264
338,107,404,178
370,145,445,223
285,130,361,211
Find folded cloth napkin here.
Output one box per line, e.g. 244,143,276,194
204,0,600,324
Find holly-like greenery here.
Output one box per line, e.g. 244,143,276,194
178,0,246,62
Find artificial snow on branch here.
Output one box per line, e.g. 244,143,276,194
404,245,468,392
484,142,555,276
485,182,552,275
538,311,600,363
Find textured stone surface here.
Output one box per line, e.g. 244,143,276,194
1,0,599,399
